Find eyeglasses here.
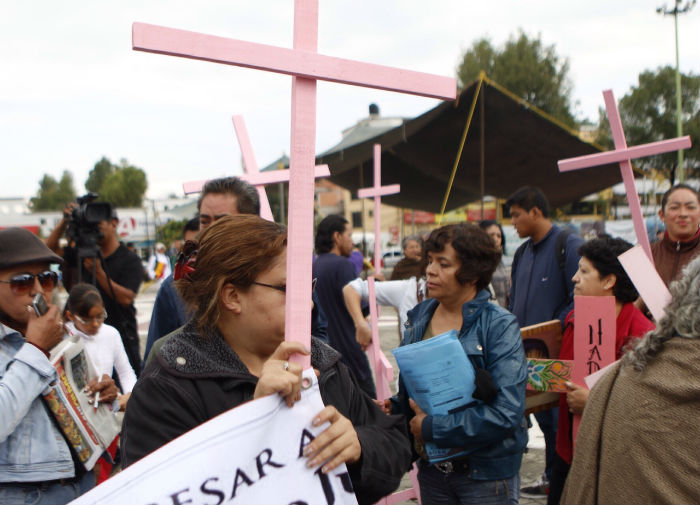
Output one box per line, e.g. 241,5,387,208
251,278,317,294
0,271,58,295
74,311,108,325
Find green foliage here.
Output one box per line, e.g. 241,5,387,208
29,170,77,211
596,66,700,183
85,156,114,194
157,218,189,247
456,30,576,127
87,157,148,207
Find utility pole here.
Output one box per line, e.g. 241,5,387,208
657,0,696,182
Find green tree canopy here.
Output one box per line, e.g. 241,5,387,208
29,170,76,211
457,30,577,127
596,66,700,183
87,157,148,207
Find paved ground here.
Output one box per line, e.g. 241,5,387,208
115,281,548,504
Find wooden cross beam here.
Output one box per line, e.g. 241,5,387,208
356,144,400,402
182,116,331,222
558,89,692,259
133,1,456,369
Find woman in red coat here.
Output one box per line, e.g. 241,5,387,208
548,236,655,505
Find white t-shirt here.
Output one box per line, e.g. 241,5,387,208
345,276,426,338
65,321,137,393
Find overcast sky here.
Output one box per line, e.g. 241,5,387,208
2,1,698,201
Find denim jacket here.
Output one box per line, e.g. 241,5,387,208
393,290,528,480
0,323,75,482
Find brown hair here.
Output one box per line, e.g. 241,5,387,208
424,223,500,291
175,215,287,332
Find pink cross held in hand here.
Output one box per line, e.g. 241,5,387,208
357,144,400,402
182,115,331,222
133,1,456,368
558,89,692,259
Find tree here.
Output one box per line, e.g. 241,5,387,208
85,157,148,207
596,66,700,184
85,156,114,194
29,170,77,211
456,31,577,127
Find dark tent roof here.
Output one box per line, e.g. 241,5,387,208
317,77,623,213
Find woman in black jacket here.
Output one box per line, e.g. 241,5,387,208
121,215,411,505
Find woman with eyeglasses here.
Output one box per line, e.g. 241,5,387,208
0,228,117,504
64,283,136,412
121,215,411,504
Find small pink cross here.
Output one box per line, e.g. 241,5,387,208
182,115,331,222
558,89,692,259
133,1,455,369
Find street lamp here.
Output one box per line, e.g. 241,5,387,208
657,0,696,182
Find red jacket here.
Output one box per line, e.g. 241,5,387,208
555,302,655,464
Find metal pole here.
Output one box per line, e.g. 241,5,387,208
673,10,684,180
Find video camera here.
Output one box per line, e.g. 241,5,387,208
65,193,114,252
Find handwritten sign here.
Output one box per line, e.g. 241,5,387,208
572,295,616,443
69,371,356,505
618,245,672,321
558,89,692,260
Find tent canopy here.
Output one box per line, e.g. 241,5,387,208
317,77,622,213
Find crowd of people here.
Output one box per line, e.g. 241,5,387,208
1,177,698,504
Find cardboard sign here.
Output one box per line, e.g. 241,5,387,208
572,295,616,443
618,245,672,321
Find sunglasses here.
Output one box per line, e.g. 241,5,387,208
74,311,108,325
0,271,58,295
251,278,317,294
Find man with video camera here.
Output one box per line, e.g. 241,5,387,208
47,194,144,373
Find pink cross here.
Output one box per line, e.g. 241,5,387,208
181,115,331,222
358,144,401,272
558,89,692,259
356,144,400,401
133,1,456,369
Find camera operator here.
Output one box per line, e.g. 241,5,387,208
0,228,118,503
47,197,144,373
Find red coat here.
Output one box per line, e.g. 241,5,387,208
555,302,655,464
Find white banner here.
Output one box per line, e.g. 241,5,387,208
71,370,358,505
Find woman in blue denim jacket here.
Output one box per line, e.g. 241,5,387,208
390,223,528,505
0,228,115,504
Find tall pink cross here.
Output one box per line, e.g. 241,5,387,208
181,115,331,222
133,1,456,368
558,89,692,259
356,144,400,402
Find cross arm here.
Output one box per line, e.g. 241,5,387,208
133,23,456,101
358,184,401,199
182,165,330,194
558,136,692,172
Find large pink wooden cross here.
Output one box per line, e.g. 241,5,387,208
181,115,331,222
133,1,456,369
357,144,400,402
558,89,692,259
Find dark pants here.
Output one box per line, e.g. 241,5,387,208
0,470,94,505
534,407,558,481
547,454,570,505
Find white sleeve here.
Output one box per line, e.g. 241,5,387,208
346,277,369,300
146,255,156,279
373,279,412,308
105,325,137,393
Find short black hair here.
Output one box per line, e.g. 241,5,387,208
478,219,506,255
506,186,550,218
197,177,260,216
577,235,638,303
660,183,700,211
183,216,200,236
424,223,500,291
66,283,103,318
315,215,349,254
